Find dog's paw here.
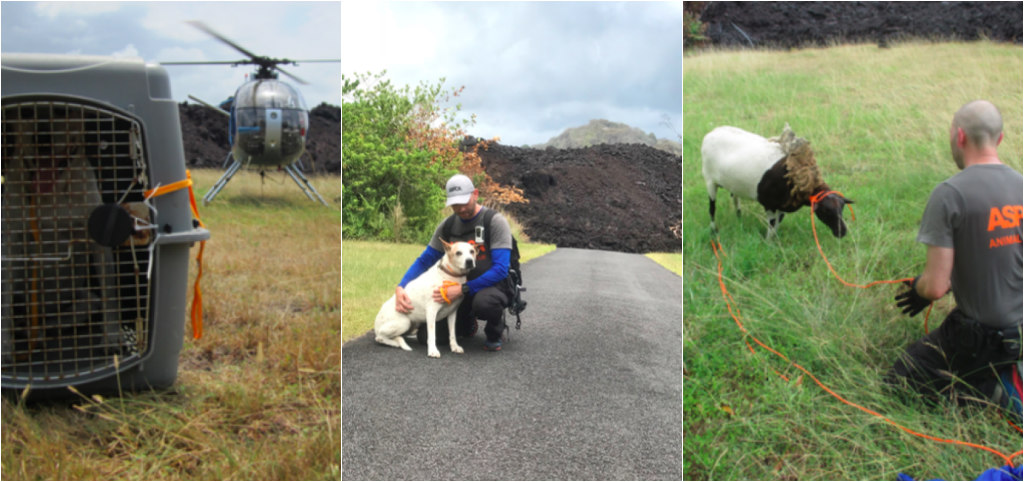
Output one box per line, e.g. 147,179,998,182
451,344,464,354
428,348,441,358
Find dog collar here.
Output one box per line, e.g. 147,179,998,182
439,263,462,278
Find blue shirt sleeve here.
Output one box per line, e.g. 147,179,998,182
467,248,510,295
398,245,444,288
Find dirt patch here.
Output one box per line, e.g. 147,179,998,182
178,102,340,175
698,2,1022,48
472,141,682,253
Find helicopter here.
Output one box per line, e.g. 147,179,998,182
162,21,339,206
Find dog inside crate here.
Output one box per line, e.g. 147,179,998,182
2,102,150,377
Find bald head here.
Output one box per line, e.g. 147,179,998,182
952,100,1003,148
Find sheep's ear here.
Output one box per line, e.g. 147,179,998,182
842,196,855,204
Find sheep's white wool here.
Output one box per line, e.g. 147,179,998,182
702,123,848,239
701,125,784,201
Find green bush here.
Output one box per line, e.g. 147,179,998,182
342,72,463,243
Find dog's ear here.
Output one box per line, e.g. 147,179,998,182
440,238,452,251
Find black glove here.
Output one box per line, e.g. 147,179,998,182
894,276,931,317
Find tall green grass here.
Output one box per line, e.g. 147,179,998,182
2,169,341,480
684,41,1022,480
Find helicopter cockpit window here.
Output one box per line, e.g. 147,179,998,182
234,81,307,110
231,80,309,165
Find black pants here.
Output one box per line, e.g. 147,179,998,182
887,307,1022,403
424,282,510,344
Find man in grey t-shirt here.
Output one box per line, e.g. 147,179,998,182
888,100,1023,404
394,174,515,351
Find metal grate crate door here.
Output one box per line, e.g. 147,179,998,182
1,99,154,387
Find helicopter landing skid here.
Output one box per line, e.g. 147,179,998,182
283,163,329,207
201,156,329,206
202,157,244,205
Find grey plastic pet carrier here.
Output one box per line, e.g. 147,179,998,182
1,54,210,397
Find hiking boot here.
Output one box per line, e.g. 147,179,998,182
484,339,502,352
990,363,1023,422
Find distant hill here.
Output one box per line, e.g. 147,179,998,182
533,119,682,156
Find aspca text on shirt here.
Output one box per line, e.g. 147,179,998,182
988,204,1023,248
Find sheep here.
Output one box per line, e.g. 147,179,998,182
701,124,853,238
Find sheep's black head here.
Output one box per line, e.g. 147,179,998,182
812,192,854,238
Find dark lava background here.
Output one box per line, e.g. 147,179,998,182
178,100,682,253
178,102,340,174
698,1,1022,48
471,141,682,254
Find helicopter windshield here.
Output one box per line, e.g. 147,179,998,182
230,78,309,167
233,80,307,110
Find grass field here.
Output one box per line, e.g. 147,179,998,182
683,41,1023,480
1,169,341,480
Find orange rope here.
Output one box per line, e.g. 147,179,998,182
147,170,206,339
143,177,192,199
439,280,459,304
810,190,936,333
183,170,206,340
809,190,914,288
711,239,1019,468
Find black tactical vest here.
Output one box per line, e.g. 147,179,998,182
442,207,496,280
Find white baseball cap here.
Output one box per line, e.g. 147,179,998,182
445,174,475,206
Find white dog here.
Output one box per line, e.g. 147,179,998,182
374,240,476,358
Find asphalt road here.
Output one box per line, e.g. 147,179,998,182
342,248,682,480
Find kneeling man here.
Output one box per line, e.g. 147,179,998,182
888,100,1022,407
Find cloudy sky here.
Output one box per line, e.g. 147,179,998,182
342,2,682,147
1,2,341,108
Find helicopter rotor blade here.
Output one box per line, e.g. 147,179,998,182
275,60,339,85
172,21,338,84
161,60,249,66
186,20,262,61
273,65,309,86
288,59,341,64
187,95,231,117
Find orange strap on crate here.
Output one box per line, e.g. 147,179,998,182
143,177,192,199
146,170,206,339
